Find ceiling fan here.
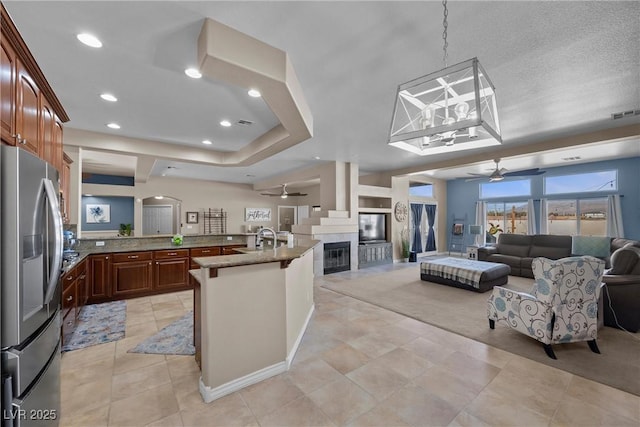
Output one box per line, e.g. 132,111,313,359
260,184,307,199
466,159,546,182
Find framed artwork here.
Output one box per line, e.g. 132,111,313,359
245,207,272,222
452,223,464,235
186,211,199,224
86,204,110,223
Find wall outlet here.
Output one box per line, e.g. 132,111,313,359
227,236,232,240
95,241,105,246
187,225,193,229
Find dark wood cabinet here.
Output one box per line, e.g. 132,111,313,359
0,34,16,144
61,258,87,347
189,246,221,269
111,251,153,298
154,249,190,291
222,244,245,255
89,254,111,303
15,60,40,156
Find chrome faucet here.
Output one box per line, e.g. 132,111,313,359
256,227,277,249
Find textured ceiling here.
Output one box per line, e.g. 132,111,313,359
4,1,639,186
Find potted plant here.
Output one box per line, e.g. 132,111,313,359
118,223,132,237
172,234,184,246
487,222,503,244
400,226,410,262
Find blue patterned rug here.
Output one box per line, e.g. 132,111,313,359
128,311,194,355
61,301,127,352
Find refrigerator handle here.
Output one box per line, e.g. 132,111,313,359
43,178,63,305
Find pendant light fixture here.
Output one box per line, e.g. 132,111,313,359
388,0,502,155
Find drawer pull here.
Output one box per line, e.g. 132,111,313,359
128,255,139,259
168,252,177,256
66,296,73,302
66,275,73,281
201,250,210,253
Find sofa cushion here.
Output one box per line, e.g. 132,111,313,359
529,235,572,259
496,234,532,257
486,254,522,269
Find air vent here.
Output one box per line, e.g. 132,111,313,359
611,109,640,120
237,119,253,126
562,156,581,161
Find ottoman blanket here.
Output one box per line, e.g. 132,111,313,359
421,258,510,291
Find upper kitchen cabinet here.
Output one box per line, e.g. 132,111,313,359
0,3,68,163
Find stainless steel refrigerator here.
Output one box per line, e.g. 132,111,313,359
1,146,63,426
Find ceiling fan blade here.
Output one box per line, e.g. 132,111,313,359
287,192,308,196
466,172,488,177
465,177,486,182
503,168,546,177
260,193,279,196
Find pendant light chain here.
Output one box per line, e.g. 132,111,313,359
442,0,449,68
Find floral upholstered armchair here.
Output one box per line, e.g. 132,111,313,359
487,256,605,359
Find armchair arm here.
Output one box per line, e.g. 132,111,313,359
603,275,640,286
487,287,553,343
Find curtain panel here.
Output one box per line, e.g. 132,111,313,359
410,203,424,253
425,204,437,252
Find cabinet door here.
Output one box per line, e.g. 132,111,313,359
0,34,16,144
222,245,246,255
53,118,63,175
154,257,189,291
61,269,76,320
190,246,221,269
76,260,88,311
15,59,40,155
111,260,153,297
89,254,111,302
61,153,71,223
40,96,54,166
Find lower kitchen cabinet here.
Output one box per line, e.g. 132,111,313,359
89,254,111,302
61,258,87,347
154,249,190,291
111,251,153,298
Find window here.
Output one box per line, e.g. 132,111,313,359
545,170,617,195
480,179,531,199
409,183,433,198
486,201,529,243
546,198,607,236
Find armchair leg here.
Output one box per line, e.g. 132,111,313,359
543,344,557,359
588,339,601,354
489,319,495,329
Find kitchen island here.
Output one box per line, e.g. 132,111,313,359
192,240,319,403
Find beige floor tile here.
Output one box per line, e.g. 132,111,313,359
126,311,158,327
465,388,550,427
551,394,638,427
395,316,442,336
369,324,419,346
155,313,189,330
60,354,114,389
447,410,491,427
61,376,112,416
166,355,201,382
111,360,172,401
376,383,460,427
565,375,640,422
286,356,344,394
325,305,369,321
60,341,116,369
172,374,206,412
153,306,189,322
238,374,304,418
125,319,159,339
502,354,573,390
145,412,184,427
375,347,432,379
59,403,110,427
152,300,186,312
412,365,485,412
307,376,377,426
457,339,514,369
148,293,182,304
321,343,371,374
115,332,156,356
293,333,343,364
109,382,179,427
113,351,167,375
179,392,257,427
438,351,502,389
346,359,408,401
349,316,396,334
259,396,335,427
347,405,412,427
347,333,398,359
401,336,457,365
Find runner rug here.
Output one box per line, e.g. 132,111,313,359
61,300,126,352
128,311,195,355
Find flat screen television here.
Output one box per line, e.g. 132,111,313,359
359,213,386,243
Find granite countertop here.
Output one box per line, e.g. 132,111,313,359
193,240,320,270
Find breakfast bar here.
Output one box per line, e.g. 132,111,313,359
191,240,319,403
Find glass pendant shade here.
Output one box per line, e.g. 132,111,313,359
388,58,501,155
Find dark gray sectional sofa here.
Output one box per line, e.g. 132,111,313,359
477,234,572,278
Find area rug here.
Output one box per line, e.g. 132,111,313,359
128,311,195,355
321,264,640,396
61,300,126,352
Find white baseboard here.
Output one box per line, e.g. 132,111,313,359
199,361,287,403
286,304,315,369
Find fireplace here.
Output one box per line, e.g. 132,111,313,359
323,241,351,275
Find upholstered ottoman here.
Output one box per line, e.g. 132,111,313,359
420,257,511,292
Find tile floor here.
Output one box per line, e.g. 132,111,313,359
60,264,640,426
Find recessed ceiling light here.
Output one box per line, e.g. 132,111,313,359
185,68,202,79
248,89,261,98
202,139,212,145
220,120,231,127
77,33,102,48
106,123,120,129
314,156,321,160
100,93,117,102
83,194,93,197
